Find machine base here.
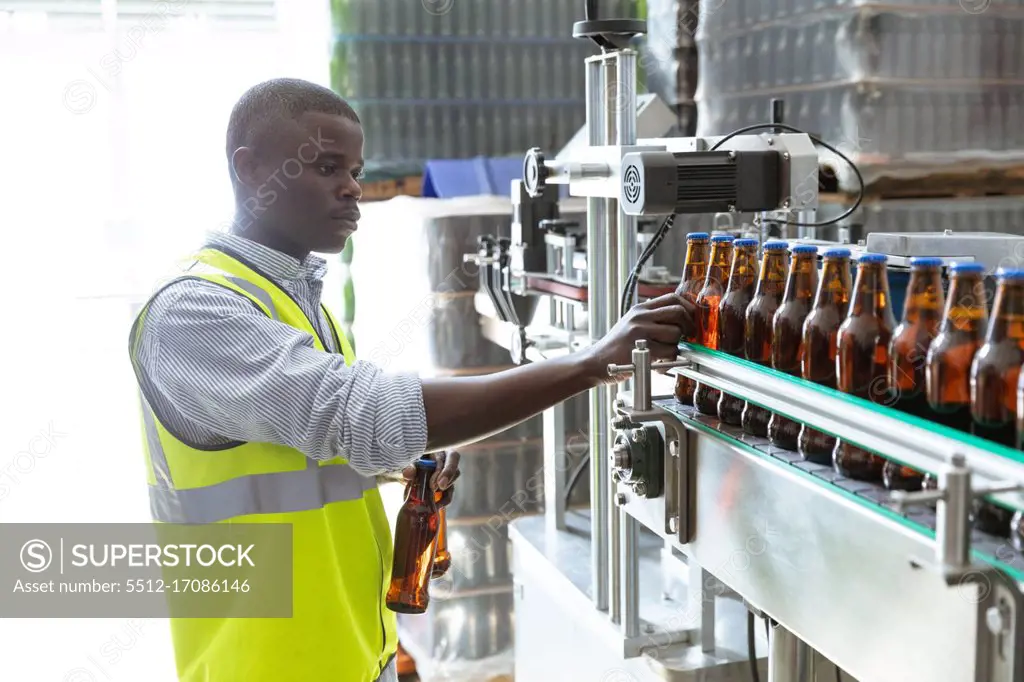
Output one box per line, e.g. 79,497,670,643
509,512,771,681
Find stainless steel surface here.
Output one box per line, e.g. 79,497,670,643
621,507,640,638
768,624,800,682
510,512,764,681
865,231,1024,273
676,420,1008,682
939,453,974,577
674,347,1024,512
586,51,610,614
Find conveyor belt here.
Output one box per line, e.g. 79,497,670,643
653,397,1024,584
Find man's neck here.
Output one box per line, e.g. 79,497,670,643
230,215,308,261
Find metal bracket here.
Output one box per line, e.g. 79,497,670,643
609,341,697,542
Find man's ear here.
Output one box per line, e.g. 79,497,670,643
230,147,261,190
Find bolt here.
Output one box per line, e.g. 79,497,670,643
644,623,656,634
951,452,967,468
669,516,678,533
986,604,1009,635
728,151,736,160
635,339,648,350
670,441,680,458
630,428,647,444
633,480,648,497
767,138,775,146
613,443,632,469
783,152,790,160
616,493,628,506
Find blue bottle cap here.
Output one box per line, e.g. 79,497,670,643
949,262,985,274
823,248,851,258
687,232,710,240
859,253,887,264
734,238,758,247
910,257,944,268
792,245,818,255
415,457,438,470
763,241,789,251
711,235,735,243
997,267,1024,280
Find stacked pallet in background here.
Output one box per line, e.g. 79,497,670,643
636,0,700,135
329,0,643,191
695,0,1024,241
325,195,591,682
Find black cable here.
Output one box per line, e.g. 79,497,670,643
747,610,761,682
707,121,866,229
564,454,590,505
585,0,597,20
620,214,676,317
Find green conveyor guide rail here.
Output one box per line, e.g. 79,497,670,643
669,342,1024,585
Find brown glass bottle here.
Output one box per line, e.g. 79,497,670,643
765,245,818,448
742,241,790,436
969,268,1024,537
833,253,895,481
386,458,441,614
1018,368,1024,450
882,257,946,491
694,235,734,415
797,248,851,464
971,268,1024,445
431,490,451,578
674,232,710,405
717,239,759,425
926,262,988,434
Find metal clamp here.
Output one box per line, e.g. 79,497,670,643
606,341,692,412
889,453,1024,582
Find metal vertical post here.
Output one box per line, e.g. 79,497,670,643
543,404,567,533
585,54,610,614
613,48,641,638
768,623,800,682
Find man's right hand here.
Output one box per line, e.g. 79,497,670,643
583,292,697,385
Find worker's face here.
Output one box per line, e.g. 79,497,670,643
236,111,365,255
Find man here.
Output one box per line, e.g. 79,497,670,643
127,77,695,682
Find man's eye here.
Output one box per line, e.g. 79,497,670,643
318,164,337,176
352,169,364,180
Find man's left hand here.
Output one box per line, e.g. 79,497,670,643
403,450,460,506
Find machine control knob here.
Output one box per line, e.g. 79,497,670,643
612,442,632,470
523,147,548,198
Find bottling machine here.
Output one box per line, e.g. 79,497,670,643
465,7,1024,682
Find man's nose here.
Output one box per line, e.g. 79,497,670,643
339,176,362,201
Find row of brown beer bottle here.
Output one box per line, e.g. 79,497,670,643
672,236,1024,538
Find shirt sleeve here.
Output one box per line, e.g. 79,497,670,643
131,278,428,476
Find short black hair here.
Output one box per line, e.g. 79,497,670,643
225,77,360,160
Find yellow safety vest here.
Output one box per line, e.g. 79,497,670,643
128,247,398,682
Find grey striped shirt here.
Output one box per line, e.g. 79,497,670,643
130,231,428,479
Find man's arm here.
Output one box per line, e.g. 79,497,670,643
421,293,694,452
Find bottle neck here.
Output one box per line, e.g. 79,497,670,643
783,253,818,303
726,247,758,291
850,263,893,320
813,258,851,309
409,467,433,504
681,241,709,284
901,267,944,326
943,274,988,334
755,251,787,297
705,243,733,285
987,280,1024,342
